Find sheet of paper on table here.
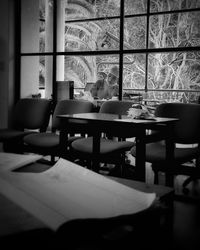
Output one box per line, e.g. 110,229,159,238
0,157,156,231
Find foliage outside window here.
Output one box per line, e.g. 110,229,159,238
21,0,200,104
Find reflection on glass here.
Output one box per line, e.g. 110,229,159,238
124,0,147,15
65,0,120,21
123,54,146,90
145,90,199,104
124,17,146,50
148,52,200,102
149,12,200,48
58,55,119,100
150,0,200,13
62,55,118,87
64,19,120,52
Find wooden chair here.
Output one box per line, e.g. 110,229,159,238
0,98,52,153
70,100,136,177
23,99,95,163
130,103,200,187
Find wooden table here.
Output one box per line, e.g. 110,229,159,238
57,113,178,182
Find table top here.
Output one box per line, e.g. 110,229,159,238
57,112,178,126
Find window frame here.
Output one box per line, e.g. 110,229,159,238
17,0,200,103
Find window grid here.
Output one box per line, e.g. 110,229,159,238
18,0,200,103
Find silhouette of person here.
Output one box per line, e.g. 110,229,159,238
90,66,119,100
107,66,119,99
90,79,108,100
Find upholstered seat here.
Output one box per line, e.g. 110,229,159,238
72,137,134,156
71,100,136,177
0,129,32,140
24,133,79,155
130,103,200,187
23,99,95,163
0,98,52,153
131,142,200,165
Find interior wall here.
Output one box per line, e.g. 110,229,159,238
21,0,40,98
0,0,15,151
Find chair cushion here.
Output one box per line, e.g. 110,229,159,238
0,129,34,141
24,133,83,149
130,142,200,165
71,137,134,155
24,133,60,148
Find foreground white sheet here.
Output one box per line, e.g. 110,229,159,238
0,158,156,231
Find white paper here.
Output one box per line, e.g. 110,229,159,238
0,158,156,231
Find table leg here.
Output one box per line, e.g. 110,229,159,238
91,131,101,172
92,131,101,172
135,130,146,182
165,124,175,187
59,127,69,159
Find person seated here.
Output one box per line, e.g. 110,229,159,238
90,66,119,100
90,79,109,100
107,66,119,99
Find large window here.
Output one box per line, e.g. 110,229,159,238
19,0,200,105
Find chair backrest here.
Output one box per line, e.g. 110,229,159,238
155,103,200,144
52,99,95,131
12,98,52,132
99,100,135,138
100,100,133,115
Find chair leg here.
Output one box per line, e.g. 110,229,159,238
152,164,159,184
165,173,174,187
154,171,159,184
182,157,200,189
51,155,56,164
182,176,194,190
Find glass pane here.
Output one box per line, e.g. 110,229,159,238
58,55,119,100
123,54,146,100
124,0,147,15
65,0,120,21
21,0,53,53
149,12,200,48
124,17,146,49
144,90,200,104
148,52,200,102
150,0,200,13
61,19,120,52
21,56,53,99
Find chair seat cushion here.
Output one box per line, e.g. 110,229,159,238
131,142,200,165
71,137,134,155
0,129,34,141
24,133,60,148
24,133,83,148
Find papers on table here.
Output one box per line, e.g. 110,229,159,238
0,152,43,172
0,158,156,231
